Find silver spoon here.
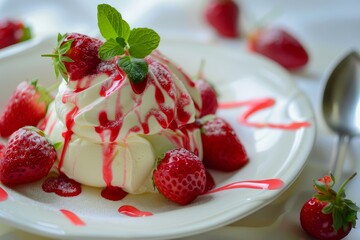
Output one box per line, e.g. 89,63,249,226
322,50,360,182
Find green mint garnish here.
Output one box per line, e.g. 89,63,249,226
118,56,148,84
97,4,130,40
128,28,161,58
99,38,126,60
97,3,160,83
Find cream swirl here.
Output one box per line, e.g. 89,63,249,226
44,51,203,194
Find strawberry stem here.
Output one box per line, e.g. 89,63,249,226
337,172,357,198
196,59,206,80
41,54,58,58
46,82,61,93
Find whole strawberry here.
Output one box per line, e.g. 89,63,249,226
300,173,359,240
0,127,58,186
248,28,309,70
0,80,52,138
204,0,240,38
42,33,102,81
201,116,248,171
196,78,218,117
154,148,206,205
0,19,31,49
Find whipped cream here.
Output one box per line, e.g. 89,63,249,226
44,51,203,194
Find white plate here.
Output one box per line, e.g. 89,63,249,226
0,38,315,240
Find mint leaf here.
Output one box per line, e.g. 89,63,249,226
121,20,131,41
118,56,148,83
99,38,126,61
116,37,127,48
128,28,160,58
97,4,124,39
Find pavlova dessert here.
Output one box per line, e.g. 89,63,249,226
0,4,248,205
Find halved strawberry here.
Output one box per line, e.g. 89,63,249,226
200,116,248,171
0,19,32,49
42,33,103,81
0,127,58,186
0,80,52,138
154,148,206,205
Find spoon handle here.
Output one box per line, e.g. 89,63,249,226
332,135,351,182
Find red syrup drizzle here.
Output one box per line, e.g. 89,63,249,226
99,68,126,97
95,111,122,187
153,50,201,113
101,186,128,201
60,209,85,226
0,187,8,201
204,178,284,194
58,105,79,171
118,205,153,217
96,67,130,197
42,174,81,197
219,98,310,130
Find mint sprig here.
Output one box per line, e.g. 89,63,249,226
97,4,160,83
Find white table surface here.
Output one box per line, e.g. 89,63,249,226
1,0,360,239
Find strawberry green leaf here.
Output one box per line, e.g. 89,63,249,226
53,142,63,150
333,208,343,231
322,203,334,214
41,33,72,82
314,180,328,194
314,193,333,202
344,199,360,211
20,26,32,42
99,38,126,61
97,4,130,40
34,82,53,106
128,28,160,58
118,56,148,83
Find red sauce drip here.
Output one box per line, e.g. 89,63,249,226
118,205,153,217
176,106,191,123
101,186,128,201
205,179,284,194
60,209,85,226
42,174,82,197
37,110,51,131
95,111,122,143
95,111,123,186
99,73,125,97
0,187,8,201
130,77,148,94
219,98,311,130
155,85,165,104
74,77,94,93
102,143,117,186
58,106,79,171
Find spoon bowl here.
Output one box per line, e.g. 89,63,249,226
322,50,360,181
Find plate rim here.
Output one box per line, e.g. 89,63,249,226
0,38,316,240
